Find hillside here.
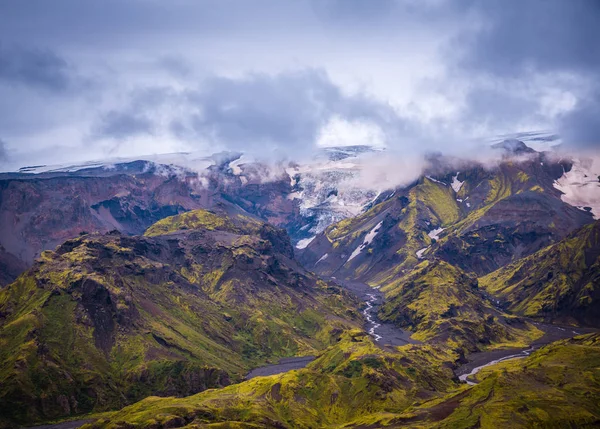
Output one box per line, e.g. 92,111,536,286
299,147,593,283
0,209,360,426
481,220,600,326
378,260,543,354
79,330,457,429
75,334,600,428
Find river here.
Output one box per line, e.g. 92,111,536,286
455,322,598,384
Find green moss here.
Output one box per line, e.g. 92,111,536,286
379,261,542,354
480,221,600,324
144,209,233,236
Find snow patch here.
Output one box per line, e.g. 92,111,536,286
416,246,430,259
553,157,600,219
296,236,315,249
347,221,383,262
315,253,329,264
451,173,464,193
228,156,244,175
428,227,445,240
426,176,446,185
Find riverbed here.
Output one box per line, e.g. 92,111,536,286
455,322,598,384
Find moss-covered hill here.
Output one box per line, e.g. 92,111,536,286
299,149,592,283
420,334,600,428
378,260,543,354
82,330,458,429
79,333,600,429
480,220,600,326
0,209,361,427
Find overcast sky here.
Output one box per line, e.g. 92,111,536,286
0,0,598,169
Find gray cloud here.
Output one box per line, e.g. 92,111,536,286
1,0,599,170
95,70,406,159
94,110,155,140
0,139,7,162
0,43,74,92
559,91,600,147
184,70,396,153
459,0,600,76
452,0,600,146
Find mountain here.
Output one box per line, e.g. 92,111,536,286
299,147,593,283
0,208,360,426
480,220,600,326
0,146,382,286
0,161,210,284
2,141,600,428
378,260,542,354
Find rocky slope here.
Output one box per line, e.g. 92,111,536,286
0,208,360,426
0,146,381,286
378,260,542,354
299,143,593,283
480,219,600,326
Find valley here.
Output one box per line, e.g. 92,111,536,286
1,141,599,428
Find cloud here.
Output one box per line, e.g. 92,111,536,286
0,43,74,92
450,0,600,146
94,110,155,140
558,91,600,147
0,139,7,162
94,70,412,160
1,0,599,171
458,0,600,76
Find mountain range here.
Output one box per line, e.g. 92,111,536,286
0,141,599,428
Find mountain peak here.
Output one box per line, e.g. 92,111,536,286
492,139,536,155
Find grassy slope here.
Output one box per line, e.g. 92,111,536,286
0,210,361,426
379,260,542,354
84,331,457,429
80,334,600,429
480,220,600,326
423,334,600,428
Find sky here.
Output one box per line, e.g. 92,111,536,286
0,0,599,169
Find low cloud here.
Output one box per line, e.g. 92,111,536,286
0,43,74,92
559,91,600,148
94,110,155,140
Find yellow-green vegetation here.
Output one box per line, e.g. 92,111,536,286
72,334,600,428
144,209,263,237
419,334,600,428
416,178,460,226
144,209,233,236
0,211,361,427
83,331,458,429
379,260,542,354
480,220,600,325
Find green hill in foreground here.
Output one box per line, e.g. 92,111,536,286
0,209,361,427
82,333,600,429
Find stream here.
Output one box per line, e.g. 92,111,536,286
334,279,419,347
455,322,598,384
458,347,534,385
